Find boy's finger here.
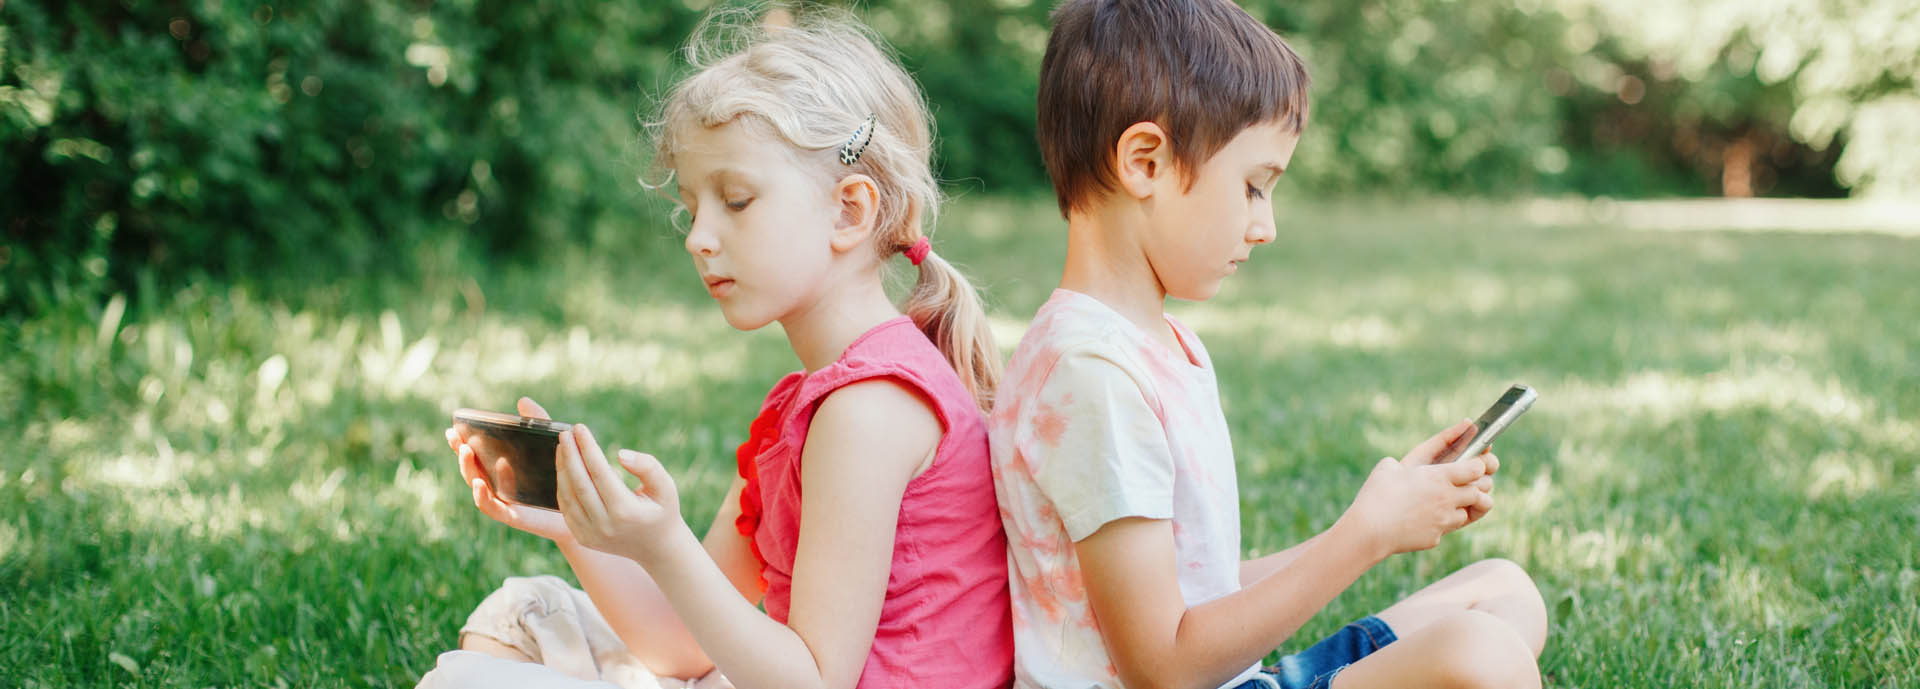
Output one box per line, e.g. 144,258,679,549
1481,450,1500,475
1443,456,1487,485
1473,475,1493,493
1452,482,1485,508
1408,419,1477,465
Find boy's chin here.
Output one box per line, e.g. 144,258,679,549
1167,278,1229,303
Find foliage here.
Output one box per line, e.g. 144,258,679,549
4,0,1912,318
1,0,702,316
5,198,1917,686
1557,0,1920,198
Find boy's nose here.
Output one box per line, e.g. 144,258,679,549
1248,218,1276,245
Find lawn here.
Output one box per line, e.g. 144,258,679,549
4,196,1915,687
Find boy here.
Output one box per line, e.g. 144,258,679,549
989,2,1549,688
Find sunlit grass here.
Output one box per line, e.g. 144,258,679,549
5,196,1917,687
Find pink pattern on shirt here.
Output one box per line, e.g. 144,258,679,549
990,290,1257,689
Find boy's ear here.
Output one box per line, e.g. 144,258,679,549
829,173,881,253
1113,121,1171,200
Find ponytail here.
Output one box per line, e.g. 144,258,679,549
901,250,1001,412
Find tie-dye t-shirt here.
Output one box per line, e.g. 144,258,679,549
989,289,1258,689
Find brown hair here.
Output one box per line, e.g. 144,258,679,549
1037,0,1312,216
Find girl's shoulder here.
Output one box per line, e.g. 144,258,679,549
786,316,977,440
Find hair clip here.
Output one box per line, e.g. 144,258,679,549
839,114,877,165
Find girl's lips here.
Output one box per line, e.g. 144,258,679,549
705,279,735,298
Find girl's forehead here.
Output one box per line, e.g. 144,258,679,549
671,118,807,187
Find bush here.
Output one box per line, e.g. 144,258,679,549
1,0,703,315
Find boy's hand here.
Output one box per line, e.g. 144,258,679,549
447,396,573,542
553,422,689,564
1338,419,1493,558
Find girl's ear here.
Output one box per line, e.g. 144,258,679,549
829,173,881,253
1113,121,1171,200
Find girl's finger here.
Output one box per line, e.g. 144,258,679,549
446,427,462,452
518,396,552,420
573,425,632,508
556,426,609,527
617,449,675,501
457,443,478,483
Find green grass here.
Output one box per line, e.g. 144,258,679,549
5,196,1916,687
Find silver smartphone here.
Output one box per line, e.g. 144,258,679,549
452,408,574,510
1439,385,1538,463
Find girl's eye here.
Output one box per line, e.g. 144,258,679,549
726,197,753,212
1246,184,1265,200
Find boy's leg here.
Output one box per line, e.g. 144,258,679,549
1326,610,1539,689
1373,558,1548,656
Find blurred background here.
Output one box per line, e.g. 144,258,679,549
3,1,1916,687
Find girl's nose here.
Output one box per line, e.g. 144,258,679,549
684,219,719,257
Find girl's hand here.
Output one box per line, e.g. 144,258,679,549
554,423,688,563
448,397,574,543
1337,419,1494,558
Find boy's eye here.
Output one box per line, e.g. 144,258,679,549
1246,183,1265,200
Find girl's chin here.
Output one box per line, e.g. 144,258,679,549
718,305,778,332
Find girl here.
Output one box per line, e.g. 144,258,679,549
418,8,1013,689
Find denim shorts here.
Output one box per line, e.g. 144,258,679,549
1230,616,1398,689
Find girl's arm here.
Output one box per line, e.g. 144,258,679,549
554,379,939,689
555,477,765,680
452,398,763,679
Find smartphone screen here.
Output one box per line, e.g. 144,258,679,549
452,409,572,510
1440,385,1537,463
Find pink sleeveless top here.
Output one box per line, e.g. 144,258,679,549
732,316,1014,689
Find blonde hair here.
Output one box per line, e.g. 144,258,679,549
646,4,1001,410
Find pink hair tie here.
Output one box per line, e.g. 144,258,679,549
904,237,932,266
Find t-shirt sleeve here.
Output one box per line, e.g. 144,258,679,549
1022,342,1175,541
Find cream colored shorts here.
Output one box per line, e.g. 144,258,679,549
415,576,730,689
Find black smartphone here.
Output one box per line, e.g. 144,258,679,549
452,408,573,510
1438,385,1538,463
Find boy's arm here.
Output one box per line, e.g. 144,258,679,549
1085,427,1490,689
1079,517,1384,689
1238,533,1324,586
